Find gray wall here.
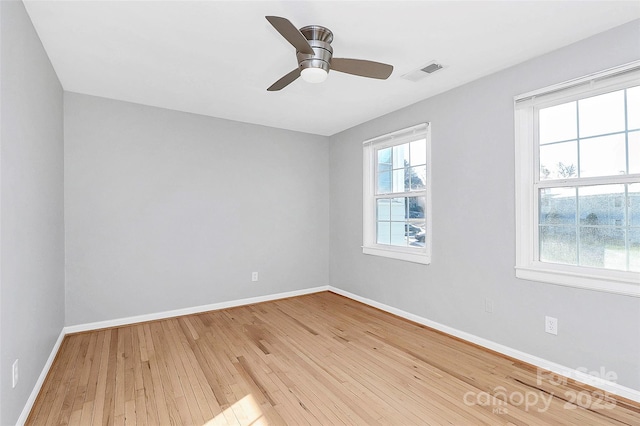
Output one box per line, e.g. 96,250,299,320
0,1,65,424
329,20,640,391
64,93,330,326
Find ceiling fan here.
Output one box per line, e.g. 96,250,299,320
265,16,394,91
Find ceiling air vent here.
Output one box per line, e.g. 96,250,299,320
421,63,443,74
402,61,444,82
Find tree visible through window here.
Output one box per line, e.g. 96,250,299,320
363,123,431,264
515,63,640,296
537,87,639,272
375,141,427,247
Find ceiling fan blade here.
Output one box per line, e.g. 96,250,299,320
266,16,314,55
331,58,393,80
267,68,301,91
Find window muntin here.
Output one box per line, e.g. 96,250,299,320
363,123,431,264
515,62,640,296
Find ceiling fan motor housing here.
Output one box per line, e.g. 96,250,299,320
297,25,333,74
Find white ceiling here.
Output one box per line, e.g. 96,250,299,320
23,1,640,136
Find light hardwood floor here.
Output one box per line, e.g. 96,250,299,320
27,291,640,425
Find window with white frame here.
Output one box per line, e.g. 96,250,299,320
515,62,640,296
363,123,431,264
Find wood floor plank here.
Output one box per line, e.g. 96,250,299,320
27,291,640,425
138,324,161,425
128,325,145,425
43,331,83,426
77,331,106,425
148,322,182,425
101,328,119,425
69,332,98,422
114,328,126,421
139,357,160,425
56,333,90,424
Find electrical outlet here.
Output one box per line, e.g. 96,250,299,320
251,272,259,282
12,359,19,388
484,298,494,314
545,316,558,335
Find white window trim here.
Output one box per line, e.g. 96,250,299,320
363,123,432,265
514,61,640,297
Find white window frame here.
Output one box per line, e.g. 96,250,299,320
514,61,640,297
363,123,432,264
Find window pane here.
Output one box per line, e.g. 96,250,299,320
579,133,626,177
390,198,405,221
539,187,576,225
405,221,425,247
408,196,425,219
630,229,640,272
409,165,426,190
393,143,409,169
579,90,625,138
393,169,407,192
578,185,625,227
410,227,426,248
377,222,390,245
390,222,406,246
410,139,427,166
377,171,391,194
540,226,577,265
404,222,421,237
539,141,577,180
630,131,640,174
539,101,576,144
377,199,391,221
377,147,392,171
630,183,640,227
628,85,640,131
579,227,626,271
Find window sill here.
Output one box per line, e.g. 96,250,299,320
515,264,640,297
363,246,430,265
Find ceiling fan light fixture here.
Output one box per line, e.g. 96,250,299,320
265,16,393,91
301,67,328,83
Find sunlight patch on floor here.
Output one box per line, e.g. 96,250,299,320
203,394,266,426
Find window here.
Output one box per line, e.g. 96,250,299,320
515,62,640,296
363,123,431,264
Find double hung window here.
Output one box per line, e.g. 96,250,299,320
515,62,640,296
363,123,431,264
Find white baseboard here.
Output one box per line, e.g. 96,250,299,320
328,286,640,403
17,329,66,425
64,286,330,334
